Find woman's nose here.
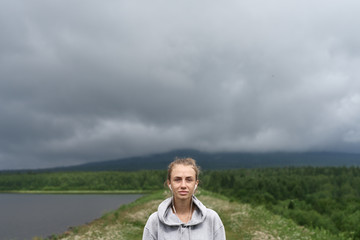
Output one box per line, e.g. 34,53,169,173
180,180,186,187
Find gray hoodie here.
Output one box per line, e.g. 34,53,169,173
142,196,226,240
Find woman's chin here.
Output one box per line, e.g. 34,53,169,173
175,193,191,200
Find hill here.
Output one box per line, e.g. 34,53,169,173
3,150,360,173
19,150,360,172
45,190,344,240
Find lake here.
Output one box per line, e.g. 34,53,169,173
0,193,142,240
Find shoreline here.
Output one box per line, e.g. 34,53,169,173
0,192,146,240
0,190,153,194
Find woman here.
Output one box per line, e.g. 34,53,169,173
142,157,226,240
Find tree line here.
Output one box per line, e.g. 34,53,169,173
0,170,166,191
1,166,359,239
201,167,360,240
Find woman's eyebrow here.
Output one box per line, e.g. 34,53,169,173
173,176,194,179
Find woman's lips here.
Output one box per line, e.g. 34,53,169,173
179,191,189,195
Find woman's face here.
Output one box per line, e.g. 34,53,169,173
168,164,198,201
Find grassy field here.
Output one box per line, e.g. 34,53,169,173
2,190,150,194
38,190,345,240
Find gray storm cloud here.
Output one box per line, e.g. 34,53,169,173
1,0,360,169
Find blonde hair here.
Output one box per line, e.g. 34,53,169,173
167,157,200,181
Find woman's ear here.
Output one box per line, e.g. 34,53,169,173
194,180,199,193
167,180,172,190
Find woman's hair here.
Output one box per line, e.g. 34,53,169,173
167,157,200,181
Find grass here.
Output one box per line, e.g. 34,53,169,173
1,190,151,194
38,189,347,240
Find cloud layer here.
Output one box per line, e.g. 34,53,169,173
1,0,360,169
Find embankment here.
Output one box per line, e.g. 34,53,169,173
42,190,343,240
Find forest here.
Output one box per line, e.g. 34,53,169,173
1,166,359,239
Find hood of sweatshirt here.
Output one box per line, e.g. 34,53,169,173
157,195,207,227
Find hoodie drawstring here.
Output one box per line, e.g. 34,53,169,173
177,225,182,240
189,225,192,240
176,225,193,240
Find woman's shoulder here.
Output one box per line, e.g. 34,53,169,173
143,211,159,240
204,208,223,225
205,208,221,218
147,211,159,223
144,211,159,230
192,196,222,223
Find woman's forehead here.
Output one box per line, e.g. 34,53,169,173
171,164,196,176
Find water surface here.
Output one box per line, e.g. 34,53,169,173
0,193,142,240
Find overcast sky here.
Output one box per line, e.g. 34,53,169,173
1,0,360,170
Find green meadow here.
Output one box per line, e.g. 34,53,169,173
1,167,359,239
38,190,345,240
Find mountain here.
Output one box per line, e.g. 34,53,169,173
13,149,360,172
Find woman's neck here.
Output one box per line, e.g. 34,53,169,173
173,198,192,214
172,197,194,223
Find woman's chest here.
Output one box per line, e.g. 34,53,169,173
158,224,213,240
